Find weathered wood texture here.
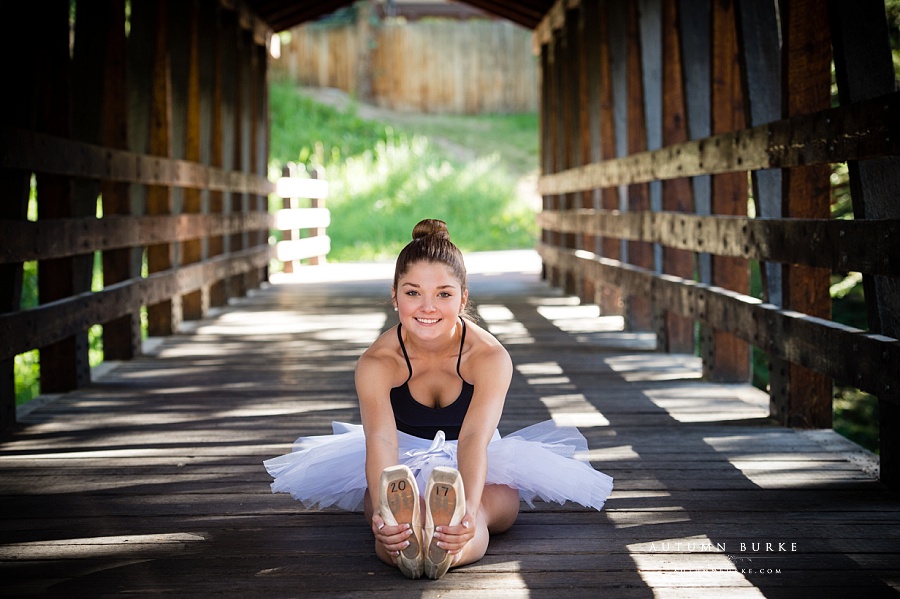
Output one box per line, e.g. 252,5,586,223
1,263,897,597
0,0,272,432
534,0,899,484
276,18,538,114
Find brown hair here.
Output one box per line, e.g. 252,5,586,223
393,218,467,295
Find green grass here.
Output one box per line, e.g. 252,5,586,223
269,81,391,171
269,80,539,262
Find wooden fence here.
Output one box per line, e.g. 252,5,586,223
274,11,539,114
274,169,331,270
0,0,277,433
534,0,900,486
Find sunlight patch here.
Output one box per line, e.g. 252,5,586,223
0,533,207,559
540,394,610,427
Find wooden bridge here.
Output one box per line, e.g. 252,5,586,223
2,0,899,595
2,254,898,597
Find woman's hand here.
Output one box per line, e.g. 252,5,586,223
431,510,477,555
371,512,415,557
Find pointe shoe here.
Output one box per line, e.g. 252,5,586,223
423,466,466,579
379,465,424,579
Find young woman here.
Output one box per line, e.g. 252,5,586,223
265,219,613,580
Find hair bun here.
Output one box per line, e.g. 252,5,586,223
412,218,450,241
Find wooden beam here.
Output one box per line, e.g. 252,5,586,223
536,91,900,195
0,126,274,196
536,209,900,276
0,247,271,363
533,0,574,52
0,213,272,264
537,243,899,404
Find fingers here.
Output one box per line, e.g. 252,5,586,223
433,514,475,555
373,519,415,556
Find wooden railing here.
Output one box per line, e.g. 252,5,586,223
274,168,331,270
534,0,900,487
0,127,334,433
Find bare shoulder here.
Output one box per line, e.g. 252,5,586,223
356,326,404,386
461,318,512,378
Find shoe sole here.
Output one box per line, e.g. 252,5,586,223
424,467,466,579
380,465,423,579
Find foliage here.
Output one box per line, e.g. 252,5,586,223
269,80,390,173
269,80,538,262
14,192,105,405
326,133,534,261
834,388,880,455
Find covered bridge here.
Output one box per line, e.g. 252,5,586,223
1,0,899,596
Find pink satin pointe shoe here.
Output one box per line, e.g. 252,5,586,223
379,465,424,579
423,466,466,579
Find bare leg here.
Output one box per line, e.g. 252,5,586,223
451,484,520,568
366,484,519,569
365,490,427,567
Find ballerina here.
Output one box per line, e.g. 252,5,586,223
265,218,613,579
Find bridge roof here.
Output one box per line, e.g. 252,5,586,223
245,0,554,32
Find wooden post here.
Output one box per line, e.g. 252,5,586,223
737,0,787,416
576,3,596,304
562,7,581,298
548,31,564,288
659,0,695,354
182,0,207,322
208,2,227,308
281,165,297,273
147,0,181,337
581,0,602,293
705,0,750,382
253,40,269,282
597,0,623,317
779,0,833,428
229,23,247,300
308,170,327,266
539,41,552,282
0,2,39,430
679,0,711,292
829,0,900,487
624,0,653,331
99,0,142,360
37,0,91,393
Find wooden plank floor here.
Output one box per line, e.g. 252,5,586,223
2,251,898,598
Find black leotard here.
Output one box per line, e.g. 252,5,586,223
390,319,473,441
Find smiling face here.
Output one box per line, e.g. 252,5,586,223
393,261,468,341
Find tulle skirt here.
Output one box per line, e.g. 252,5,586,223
264,420,614,512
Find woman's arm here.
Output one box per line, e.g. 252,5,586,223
456,338,513,522
357,348,419,559
356,351,400,516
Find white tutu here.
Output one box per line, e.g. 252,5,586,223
264,420,613,512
